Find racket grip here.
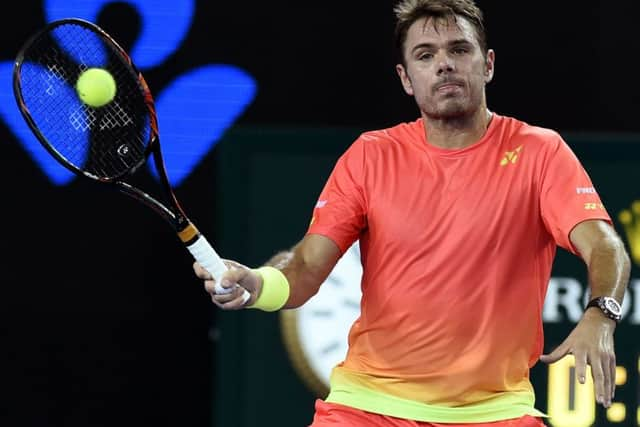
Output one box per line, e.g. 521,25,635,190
186,235,250,305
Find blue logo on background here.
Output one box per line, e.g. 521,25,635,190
0,0,256,186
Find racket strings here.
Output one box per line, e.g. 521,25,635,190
17,21,152,181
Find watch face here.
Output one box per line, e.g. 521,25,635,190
603,297,622,315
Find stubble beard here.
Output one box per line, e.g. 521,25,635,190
422,95,476,121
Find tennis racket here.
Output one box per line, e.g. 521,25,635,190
13,18,249,302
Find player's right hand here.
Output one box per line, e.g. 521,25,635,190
193,260,263,310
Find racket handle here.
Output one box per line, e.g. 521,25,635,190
186,235,250,305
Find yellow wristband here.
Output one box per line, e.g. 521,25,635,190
249,266,290,312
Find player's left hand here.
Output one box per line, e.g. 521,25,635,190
539,309,617,408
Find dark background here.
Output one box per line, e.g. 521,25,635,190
0,1,639,427
3,1,638,132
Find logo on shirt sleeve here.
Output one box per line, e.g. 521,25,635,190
576,187,597,194
584,203,606,211
309,200,328,227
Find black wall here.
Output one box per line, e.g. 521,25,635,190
3,1,639,131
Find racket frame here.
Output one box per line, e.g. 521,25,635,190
13,18,194,239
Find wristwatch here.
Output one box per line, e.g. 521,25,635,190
585,296,622,323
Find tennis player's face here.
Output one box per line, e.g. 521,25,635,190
396,16,494,120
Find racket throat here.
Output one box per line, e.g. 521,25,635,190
177,222,201,245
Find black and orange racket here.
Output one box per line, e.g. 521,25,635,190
13,18,248,301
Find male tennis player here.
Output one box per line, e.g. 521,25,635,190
194,0,631,425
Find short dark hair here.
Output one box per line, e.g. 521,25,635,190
394,0,487,63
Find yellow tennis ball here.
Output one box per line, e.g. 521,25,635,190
76,68,116,107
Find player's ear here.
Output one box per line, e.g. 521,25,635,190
484,49,495,83
396,63,414,96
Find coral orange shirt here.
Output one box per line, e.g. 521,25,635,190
306,113,611,422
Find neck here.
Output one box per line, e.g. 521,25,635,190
422,106,493,150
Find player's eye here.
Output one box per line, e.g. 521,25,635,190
451,47,469,55
418,52,434,61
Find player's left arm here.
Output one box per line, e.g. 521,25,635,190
540,219,631,408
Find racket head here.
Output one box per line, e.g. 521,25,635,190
13,18,158,183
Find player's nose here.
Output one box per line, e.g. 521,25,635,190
435,52,455,75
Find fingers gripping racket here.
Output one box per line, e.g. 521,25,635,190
13,18,248,303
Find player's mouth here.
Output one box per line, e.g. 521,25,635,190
434,80,464,94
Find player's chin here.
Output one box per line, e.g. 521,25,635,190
426,101,472,120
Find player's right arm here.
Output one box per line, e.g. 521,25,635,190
193,233,342,310
199,134,368,310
